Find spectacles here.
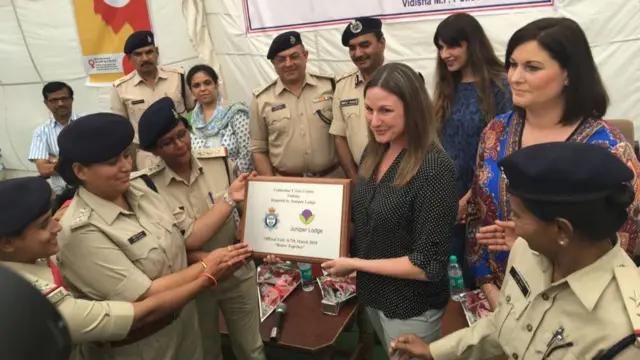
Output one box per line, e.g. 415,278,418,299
273,52,302,65
46,96,72,104
158,129,189,149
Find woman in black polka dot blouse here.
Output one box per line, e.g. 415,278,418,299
321,63,458,350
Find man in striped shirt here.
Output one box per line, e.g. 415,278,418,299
28,82,81,195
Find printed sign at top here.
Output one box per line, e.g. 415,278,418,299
242,0,554,33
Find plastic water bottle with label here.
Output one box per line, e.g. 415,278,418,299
298,262,315,292
448,255,466,301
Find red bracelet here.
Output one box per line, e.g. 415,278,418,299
199,273,218,288
62,200,72,208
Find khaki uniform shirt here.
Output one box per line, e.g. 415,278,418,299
249,73,337,174
329,68,370,164
431,238,640,360
110,66,196,143
1,260,134,360
57,178,203,360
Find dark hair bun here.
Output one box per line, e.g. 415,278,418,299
605,183,635,208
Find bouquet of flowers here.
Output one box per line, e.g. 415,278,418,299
460,289,491,325
257,263,301,322
317,275,357,315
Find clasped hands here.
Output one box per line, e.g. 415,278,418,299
201,243,253,281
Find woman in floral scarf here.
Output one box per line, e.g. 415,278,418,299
186,64,254,174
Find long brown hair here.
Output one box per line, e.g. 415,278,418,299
433,12,506,125
359,63,439,187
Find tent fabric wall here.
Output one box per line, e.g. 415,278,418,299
1,0,639,172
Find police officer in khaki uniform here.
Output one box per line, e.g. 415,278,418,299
330,17,386,182
0,176,252,360
388,142,640,360
110,31,196,170
136,97,265,360
54,113,253,360
250,31,344,178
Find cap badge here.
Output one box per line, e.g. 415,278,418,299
147,35,152,43
350,20,363,34
172,109,179,119
289,36,296,45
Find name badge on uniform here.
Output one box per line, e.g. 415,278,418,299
271,104,286,112
509,266,530,298
340,99,358,107
128,231,147,244
132,99,145,105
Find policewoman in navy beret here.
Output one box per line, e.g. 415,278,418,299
0,176,251,360
52,113,254,360
390,142,640,360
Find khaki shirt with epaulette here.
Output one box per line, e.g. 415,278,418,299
329,68,370,164
138,148,255,280
110,66,196,143
57,178,203,360
1,259,134,360
430,238,640,360
249,72,337,174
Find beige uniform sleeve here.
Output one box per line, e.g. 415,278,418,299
110,85,128,119
430,240,530,359
55,290,134,343
329,88,346,137
58,228,152,302
429,312,503,360
249,96,268,153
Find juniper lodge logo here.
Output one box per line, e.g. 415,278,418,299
299,209,315,225
264,207,279,230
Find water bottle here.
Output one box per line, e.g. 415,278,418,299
448,255,466,301
298,262,315,292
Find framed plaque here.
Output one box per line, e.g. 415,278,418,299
240,176,351,264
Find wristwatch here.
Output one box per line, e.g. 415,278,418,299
224,191,237,208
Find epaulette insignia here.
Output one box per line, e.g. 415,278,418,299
613,264,640,346
113,72,135,87
253,79,277,97
193,147,228,159
70,207,91,230
336,68,359,83
160,66,185,74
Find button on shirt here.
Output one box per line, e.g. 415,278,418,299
352,145,457,319
249,73,337,174
329,69,371,164
430,238,640,360
28,113,81,194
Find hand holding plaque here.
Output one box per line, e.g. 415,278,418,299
239,176,351,264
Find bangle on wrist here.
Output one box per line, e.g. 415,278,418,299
199,273,218,288
198,261,207,270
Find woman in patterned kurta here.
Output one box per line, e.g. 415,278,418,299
186,65,254,174
466,17,640,309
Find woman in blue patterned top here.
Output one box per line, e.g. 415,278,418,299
468,18,640,310
433,12,512,288
186,65,254,174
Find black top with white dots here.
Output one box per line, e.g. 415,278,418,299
353,144,457,319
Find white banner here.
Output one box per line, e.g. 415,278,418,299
82,54,125,75
243,0,554,33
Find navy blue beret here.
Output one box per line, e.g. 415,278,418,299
267,31,303,60
0,177,52,237
342,17,383,47
139,97,182,151
124,31,155,55
500,142,634,201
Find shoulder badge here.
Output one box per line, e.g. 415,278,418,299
252,79,277,97
613,264,640,347
130,163,165,180
160,66,185,74
193,147,228,159
31,279,68,306
113,71,136,88
336,68,359,83
69,207,91,230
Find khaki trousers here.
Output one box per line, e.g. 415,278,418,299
196,262,266,360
